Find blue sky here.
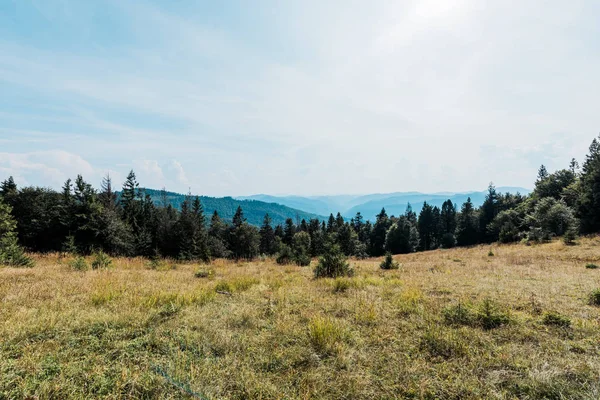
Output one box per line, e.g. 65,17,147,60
1,0,599,196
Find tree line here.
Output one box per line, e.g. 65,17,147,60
2,134,600,266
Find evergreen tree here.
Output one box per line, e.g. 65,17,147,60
283,218,295,245
370,208,390,256
0,176,18,207
259,214,276,255
440,200,457,235
231,206,243,228
208,211,230,258
417,202,437,251
0,197,33,267
299,218,309,232
456,197,479,246
228,207,260,260
537,165,549,182
385,215,419,254
99,173,117,210
335,212,345,231
479,183,499,243
327,213,336,233
577,136,600,233
337,222,359,256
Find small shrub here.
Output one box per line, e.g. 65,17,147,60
308,317,348,355
380,252,399,270
542,312,571,328
440,233,456,249
477,298,509,330
276,245,294,265
62,235,78,255
231,277,259,292
589,289,600,306
91,251,112,270
563,228,578,245
0,232,34,268
488,249,495,257
443,299,509,330
294,252,312,267
215,281,232,293
420,330,466,359
333,277,352,293
314,245,354,278
70,256,89,271
585,263,599,269
443,303,475,326
194,268,215,279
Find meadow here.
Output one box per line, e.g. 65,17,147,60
1,239,600,399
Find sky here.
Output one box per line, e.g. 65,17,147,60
1,0,599,196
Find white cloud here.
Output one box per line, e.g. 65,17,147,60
1,1,599,195
0,150,96,188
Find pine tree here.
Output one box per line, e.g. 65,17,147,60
0,196,33,267
479,183,499,243
120,170,139,218
440,200,457,235
537,165,549,183
577,135,600,233
283,218,295,245
456,197,479,246
99,173,117,210
370,208,390,256
385,215,418,254
259,214,276,255
418,202,438,251
327,214,336,233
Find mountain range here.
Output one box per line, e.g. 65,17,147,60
236,187,531,221
141,187,531,227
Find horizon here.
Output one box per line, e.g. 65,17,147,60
2,1,599,196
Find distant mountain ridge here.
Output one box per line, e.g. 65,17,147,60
236,187,531,221
140,189,326,226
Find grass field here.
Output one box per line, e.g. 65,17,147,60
2,239,600,399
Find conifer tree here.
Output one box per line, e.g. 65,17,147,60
456,197,479,246
479,183,499,243
577,134,600,233
283,218,295,245
370,208,390,256
259,213,276,255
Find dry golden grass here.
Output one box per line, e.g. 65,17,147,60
2,239,600,399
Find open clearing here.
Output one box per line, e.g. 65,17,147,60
1,240,600,399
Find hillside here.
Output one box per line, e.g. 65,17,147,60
141,189,325,226
238,187,531,220
2,239,599,398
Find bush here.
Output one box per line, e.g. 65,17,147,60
542,312,571,328
488,249,494,257
380,252,399,270
195,268,215,279
0,232,34,268
440,233,456,249
91,251,112,270
589,289,600,306
332,277,352,293
443,299,509,330
70,256,89,271
443,303,475,327
477,298,509,330
62,235,78,254
276,244,294,265
294,252,311,267
585,263,599,269
420,330,466,359
308,317,349,355
314,245,354,278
